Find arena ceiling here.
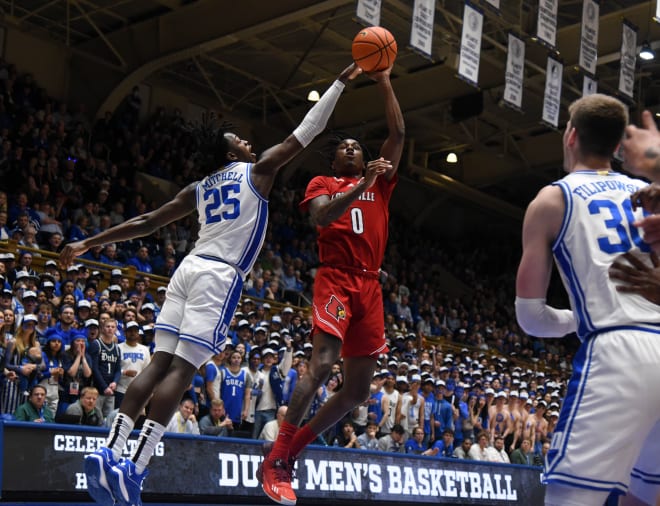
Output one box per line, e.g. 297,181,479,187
3,0,660,235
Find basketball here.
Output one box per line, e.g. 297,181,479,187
351,26,397,72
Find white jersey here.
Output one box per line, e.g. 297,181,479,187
116,342,151,394
552,170,660,340
190,161,268,277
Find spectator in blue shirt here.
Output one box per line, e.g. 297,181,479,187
126,246,153,274
428,429,456,458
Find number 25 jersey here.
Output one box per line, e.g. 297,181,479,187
190,161,267,277
552,170,660,340
300,174,397,272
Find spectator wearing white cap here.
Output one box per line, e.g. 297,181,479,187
116,321,151,410
400,374,424,438
488,391,513,444
252,338,293,439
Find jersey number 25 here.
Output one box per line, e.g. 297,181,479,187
203,184,240,224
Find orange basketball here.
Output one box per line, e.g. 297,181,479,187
351,26,397,72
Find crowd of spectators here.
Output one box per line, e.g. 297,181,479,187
0,58,575,467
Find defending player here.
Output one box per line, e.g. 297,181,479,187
515,94,660,506
260,64,404,505
60,62,361,506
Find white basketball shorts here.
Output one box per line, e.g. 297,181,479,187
154,255,243,368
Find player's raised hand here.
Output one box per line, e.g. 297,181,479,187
338,63,363,83
60,241,89,268
366,65,393,82
623,110,660,178
360,157,391,188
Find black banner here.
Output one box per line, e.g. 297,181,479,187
0,422,544,504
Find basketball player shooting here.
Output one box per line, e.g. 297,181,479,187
59,62,361,506
259,47,405,506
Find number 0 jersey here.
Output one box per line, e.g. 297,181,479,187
552,170,660,340
300,174,397,271
190,162,268,278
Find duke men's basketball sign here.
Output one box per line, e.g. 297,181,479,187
1,422,544,505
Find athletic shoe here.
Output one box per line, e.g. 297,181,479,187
108,459,148,506
256,442,297,483
260,457,297,505
84,446,118,506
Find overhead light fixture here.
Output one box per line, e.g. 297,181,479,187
639,41,655,61
446,152,458,163
307,90,320,102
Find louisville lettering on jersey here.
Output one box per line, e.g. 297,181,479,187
331,191,376,202
325,295,346,322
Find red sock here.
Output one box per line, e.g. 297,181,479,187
289,424,318,459
269,421,298,461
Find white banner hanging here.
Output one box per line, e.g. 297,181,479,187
485,0,500,12
410,0,435,58
356,0,381,26
542,55,563,128
583,75,597,96
579,0,599,76
618,20,637,99
458,2,484,87
503,33,525,110
537,0,558,49
656,0,660,22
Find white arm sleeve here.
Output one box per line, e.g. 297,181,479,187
515,297,577,338
293,80,346,147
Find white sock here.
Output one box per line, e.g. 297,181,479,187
131,419,165,474
106,412,135,462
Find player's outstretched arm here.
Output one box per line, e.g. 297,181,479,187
250,63,362,197
370,66,405,180
59,183,197,267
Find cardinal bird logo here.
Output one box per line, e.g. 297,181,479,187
325,295,346,321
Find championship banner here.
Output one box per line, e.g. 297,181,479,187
0,422,546,505
583,75,597,96
503,33,525,110
656,0,660,22
410,0,435,59
356,0,381,27
618,20,637,100
578,0,599,76
536,0,558,49
485,0,500,12
458,2,484,87
542,55,563,128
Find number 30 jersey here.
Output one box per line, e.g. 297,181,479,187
300,174,397,272
552,170,660,340
190,162,268,278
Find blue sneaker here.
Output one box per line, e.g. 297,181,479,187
108,459,149,506
84,447,118,506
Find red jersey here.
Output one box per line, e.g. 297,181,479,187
300,174,397,272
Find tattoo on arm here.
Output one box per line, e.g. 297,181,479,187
643,146,660,176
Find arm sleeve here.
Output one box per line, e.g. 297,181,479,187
515,297,577,338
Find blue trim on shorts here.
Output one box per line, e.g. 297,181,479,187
180,334,226,354
583,324,660,341
213,273,242,349
546,336,596,475
631,468,660,484
154,323,179,335
544,472,628,493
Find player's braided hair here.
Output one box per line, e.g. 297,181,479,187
185,112,236,173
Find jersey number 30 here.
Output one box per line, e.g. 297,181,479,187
203,184,240,224
589,199,650,254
